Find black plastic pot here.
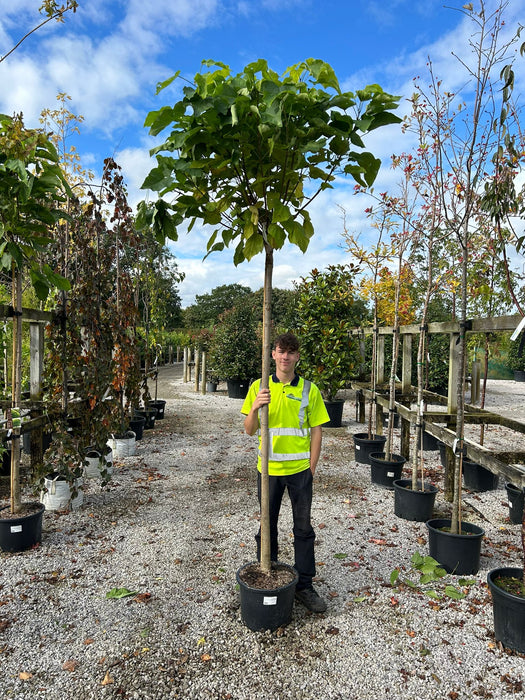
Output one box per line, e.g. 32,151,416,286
426,518,485,575
0,502,45,553
369,452,406,489
129,415,146,441
353,433,387,465
505,483,524,525
487,567,525,653
323,400,344,428
437,440,447,466
134,407,157,429
22,430,52,456
206,381,218,393
227,379,250,399
236,561,298,631
393,479,438,522
463,460,498,492
422,432,439,451
514,370,525,382
148,399,166,420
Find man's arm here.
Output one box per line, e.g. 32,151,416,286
310,425,322,475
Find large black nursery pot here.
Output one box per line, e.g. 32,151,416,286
134,406,157,429
129,414,146,441
148,399,166,420
236,561,298,632
353,433,387,465
426,518,485,575
0,502,45,553
463,460,498,492
323,399,345,428
227,379,250,399
505,483,524,525
369,452,405,489
422,432,439,451
487,567,525,654
394,479,438,522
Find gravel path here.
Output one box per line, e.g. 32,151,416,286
1,366,525,699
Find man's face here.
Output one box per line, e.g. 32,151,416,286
272,345,300,373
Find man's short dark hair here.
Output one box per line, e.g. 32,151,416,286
274,332,300,353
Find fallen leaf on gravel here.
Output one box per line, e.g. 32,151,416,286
318,523,326,529
133,593,152,603
201,653,212,662
62,659,79,672
19,672,32,680
334,553,348,559
369,538,387,545
325,627,339,635
84,638,94,645
390,597,399,606
328,591,339,598
101,671,114,686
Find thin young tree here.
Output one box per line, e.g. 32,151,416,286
138,58,400,574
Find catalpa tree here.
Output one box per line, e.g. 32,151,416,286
138,58,400,573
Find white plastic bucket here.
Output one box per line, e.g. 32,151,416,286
107,431,136,458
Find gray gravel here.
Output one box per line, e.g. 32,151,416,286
1,367,525,700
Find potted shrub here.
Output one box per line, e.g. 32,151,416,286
295,265,364,427
0,114,71,552
208,300,261,400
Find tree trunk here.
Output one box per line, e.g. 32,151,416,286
259,241,273,573
10,267,22,514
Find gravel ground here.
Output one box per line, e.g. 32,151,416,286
1,367,525,700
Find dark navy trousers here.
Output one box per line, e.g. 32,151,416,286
255,468,316,590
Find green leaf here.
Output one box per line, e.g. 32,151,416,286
444,585,465,600
390,569,400,586
105,587,137,599
334,553,348,559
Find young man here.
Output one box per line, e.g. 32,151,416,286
241,332,330,613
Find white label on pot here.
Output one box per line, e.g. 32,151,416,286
509,500,513,508
387,472,394,478
263,596,277,606
10,525,22,533
356,445,361,451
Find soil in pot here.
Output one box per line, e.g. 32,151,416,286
0,502,45,553
393,479,438,522
487,567,525,654
505,483,524,525
463,460,498,492
426,518,485,575
236,561,298,632
353,433,387,465
323,400,345,428
369,452,405,489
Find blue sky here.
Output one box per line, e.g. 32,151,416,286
1,0,524,306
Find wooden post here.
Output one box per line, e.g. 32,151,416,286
29,322,45,468
183,347,189,382
194,350,200,392
201,351,207,395
471,360,481,405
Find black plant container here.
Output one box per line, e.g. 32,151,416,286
463,460,498,492
227,379,250,399
369,452,405,489
487,567,525,653
236,561,298,631
426,518,484,575
148,399,166,419
0,502,45,553
323,400,345,428
505,483,524,525
353,433,387,465
394,479,438,522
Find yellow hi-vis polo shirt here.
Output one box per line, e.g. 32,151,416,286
241,373,330,476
